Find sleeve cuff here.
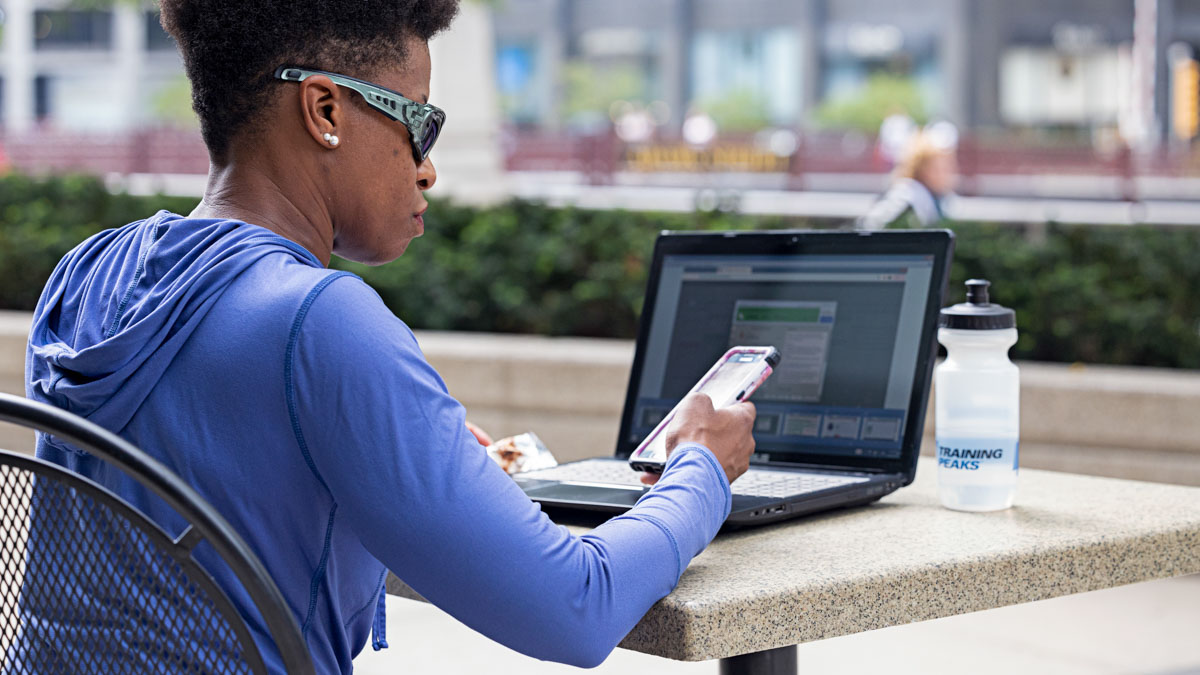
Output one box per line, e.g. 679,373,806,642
663,443,732,520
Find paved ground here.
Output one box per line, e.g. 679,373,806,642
354,573,1200,674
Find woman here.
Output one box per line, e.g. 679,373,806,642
859,131,959,230
23,1,756,671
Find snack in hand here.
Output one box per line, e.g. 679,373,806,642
485,432,558,475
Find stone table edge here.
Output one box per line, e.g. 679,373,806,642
386,523,1200,662
617,526,1200,661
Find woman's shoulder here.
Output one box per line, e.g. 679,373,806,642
225,256,374,327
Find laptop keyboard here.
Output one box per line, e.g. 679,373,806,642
518,459,869,498
519,460,646,486
732,471,868,498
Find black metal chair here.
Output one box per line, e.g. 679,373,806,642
0,392,316,674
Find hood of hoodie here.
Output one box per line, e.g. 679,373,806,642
26,211,322,440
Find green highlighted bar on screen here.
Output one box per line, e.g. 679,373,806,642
736,306,821,322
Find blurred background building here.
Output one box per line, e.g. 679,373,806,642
0,0,1175,135
0,0,182,134
5,0,1200,211
493,0,1139,136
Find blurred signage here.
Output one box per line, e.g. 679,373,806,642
825,23,904,58
625,144,791,173
1172,57,1200,140
1051,22,1105,54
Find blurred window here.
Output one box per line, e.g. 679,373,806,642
496,42,542,124
145,12,177,51
691,29,800,128
1000,47,1121,125
577,28,661,102
33,10,112,50
820,21,940,104
34,76,50,120
563,29,660,131
46,75,123,131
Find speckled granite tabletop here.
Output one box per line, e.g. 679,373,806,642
388,458,1200,661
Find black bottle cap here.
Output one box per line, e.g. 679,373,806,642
939,279,1016,330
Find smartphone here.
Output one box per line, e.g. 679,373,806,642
629,346,781,474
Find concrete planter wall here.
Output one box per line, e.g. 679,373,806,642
3,311,1198,486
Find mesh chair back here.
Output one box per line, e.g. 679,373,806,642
0,393,315,674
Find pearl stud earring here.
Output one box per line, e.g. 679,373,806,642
323,132,339,147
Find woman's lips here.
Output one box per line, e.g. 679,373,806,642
411,199,429,235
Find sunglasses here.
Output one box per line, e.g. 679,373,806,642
274,66,445,163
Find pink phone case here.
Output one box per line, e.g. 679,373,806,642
629,346,778,473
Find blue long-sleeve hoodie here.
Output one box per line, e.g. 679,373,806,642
23,211,732,673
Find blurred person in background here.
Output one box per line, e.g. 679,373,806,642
859,129,959,230
876,109,917,166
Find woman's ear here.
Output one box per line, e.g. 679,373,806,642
298,75,346,149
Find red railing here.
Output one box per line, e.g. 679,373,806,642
2,127,209,176
3,125,1197,201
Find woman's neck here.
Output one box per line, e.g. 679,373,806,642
192,153,335,267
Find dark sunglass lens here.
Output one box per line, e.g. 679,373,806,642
421,119,440,155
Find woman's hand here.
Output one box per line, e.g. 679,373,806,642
639,393,756,486
465,420,494,447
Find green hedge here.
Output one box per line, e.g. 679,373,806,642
0,173,200,310
331,200,792,338
939,221,1200,369
2,173,1198,369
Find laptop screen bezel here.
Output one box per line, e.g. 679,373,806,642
613,229,955,482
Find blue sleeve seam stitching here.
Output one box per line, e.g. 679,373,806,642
301,504,339,639
284,271,355,493
104,219,160,339
284,271,354,640
636,513,683,579
345,569,389,629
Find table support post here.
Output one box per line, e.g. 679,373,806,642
718,645,797,675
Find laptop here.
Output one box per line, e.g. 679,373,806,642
514,229,955,527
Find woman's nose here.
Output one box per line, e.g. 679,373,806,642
417,157,437,191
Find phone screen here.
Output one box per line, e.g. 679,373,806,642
694,352,767,404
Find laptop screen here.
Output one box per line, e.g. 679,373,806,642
621,240,944,469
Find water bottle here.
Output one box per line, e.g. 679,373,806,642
935,279,1019,512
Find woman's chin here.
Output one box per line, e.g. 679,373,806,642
334,241,411,267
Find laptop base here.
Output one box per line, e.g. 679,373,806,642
517,458,904,529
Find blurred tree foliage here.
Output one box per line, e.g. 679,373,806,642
2,173,1198,369
813,73,929,132
150,75,200,128
561,62,646,127
694,87,771,132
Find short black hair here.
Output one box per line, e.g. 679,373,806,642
159,0,459,163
